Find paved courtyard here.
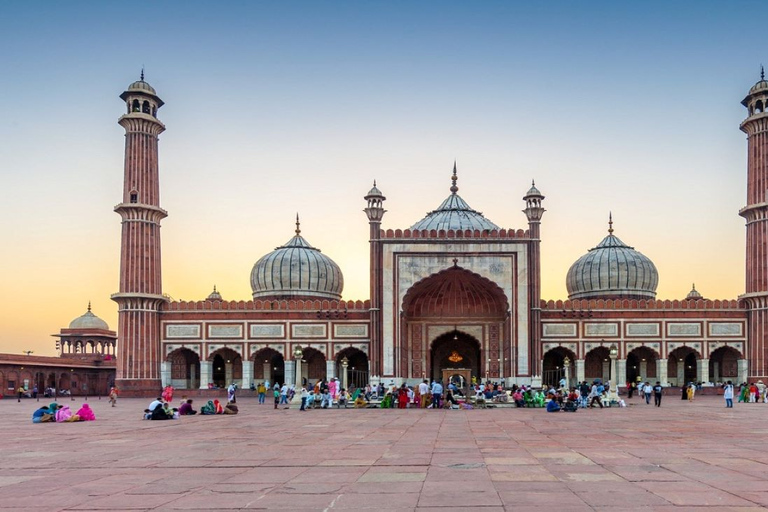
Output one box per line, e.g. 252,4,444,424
2,394,767,511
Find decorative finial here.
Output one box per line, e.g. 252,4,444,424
532,179,535,187
213,285,217,293
140,66,145,82
450,160,458,194
87,301,91,312
373,179,377,187
692,283,696,291
608,212,614,235
452,258,459,267
762,65,765,81
295,213,301,235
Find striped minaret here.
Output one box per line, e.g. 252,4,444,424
112,72,168,396
740,66,768,382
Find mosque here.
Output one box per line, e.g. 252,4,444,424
108,71,768,396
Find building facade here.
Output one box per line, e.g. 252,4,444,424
110,72,767,396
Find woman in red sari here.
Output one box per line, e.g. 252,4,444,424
398,384,409,409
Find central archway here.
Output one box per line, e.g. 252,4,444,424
430,331,481,383
401,265,509,381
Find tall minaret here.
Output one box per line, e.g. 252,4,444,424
111,72,168,396
740,67,768,381
364,181,386,378
523,181,545,381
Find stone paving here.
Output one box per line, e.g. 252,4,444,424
2,394,768,511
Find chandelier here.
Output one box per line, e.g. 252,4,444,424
448,350,463,363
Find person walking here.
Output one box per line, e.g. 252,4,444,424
723,380,734,408
653,381,663,407
299,386,308,411
418,379,430,409
17,385,25,402
257,382,266,404
108,386,118,407
273,385,280,409
643,382,652,405
687,382,696,401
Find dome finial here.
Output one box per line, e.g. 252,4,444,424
213,284,217,293
295,213,301,236
87,301,91,312
762,64,765,81
450,160,458,194
608,212,614,235
140,66,145,82
373,179,376,187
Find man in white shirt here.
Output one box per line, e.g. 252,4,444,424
418,380,429,409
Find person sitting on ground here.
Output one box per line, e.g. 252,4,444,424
337,388,350,408
562,399,578,412
148,397,164,413
213,399,224,414
200,400,216,415
223,401,239,414
149,403,172,420
354,394,368,408
381,392,394,408
444,389,459,408
75,403,96,421
546,398,562,412
32,405,55,423
56,405,81,422
179,399,197,415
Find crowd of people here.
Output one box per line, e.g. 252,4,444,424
31,402,96,423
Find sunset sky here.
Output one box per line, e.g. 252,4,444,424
0,2,763,356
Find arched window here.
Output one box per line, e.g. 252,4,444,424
130,192,138,203
756,100,764,114
142,100,150,114
132,99,140,112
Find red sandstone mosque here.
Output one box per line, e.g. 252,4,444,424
104,71,768,397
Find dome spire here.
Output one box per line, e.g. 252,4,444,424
450,160,458,195
762,64,765,81
140,66,144,82
608,212,614,235
295,213,301,236
87,301,92,312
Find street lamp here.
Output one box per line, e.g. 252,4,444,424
341,356,349,391
609,344,618,387
293,345,303,390
563,356,571,389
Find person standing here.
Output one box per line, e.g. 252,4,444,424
299,386,308,411
257,382,266,404
687,382,696,401
723,381,734,408
653,381,663,407
280,383,289,405
108,386,118,407
273,385,280,409
431,380,443,409
418,379,430,409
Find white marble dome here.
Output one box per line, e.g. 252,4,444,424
250,220,343,300
566,221,658,300
68,305,110,330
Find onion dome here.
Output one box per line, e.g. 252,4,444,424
120,70,164,107
365,180,385,199
686,284,703,300
206,286,222,301
566,215,658,300
68,303,110,330
410,162,500,232
250,215,344,300
742,66,768,107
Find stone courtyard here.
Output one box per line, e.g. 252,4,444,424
2,394,767,511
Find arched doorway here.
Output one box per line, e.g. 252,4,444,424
167,348,201,389
209,348,242,388
336,348,369,390
430,330,481,383
584,347,610,383
709,346,740,383
626,346,658,384
252,348,285,387
667,347,699,386
401,265,509,381
542,347,576,388
301,348,326,385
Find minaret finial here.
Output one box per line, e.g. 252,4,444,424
87,301,91,312
450,160,458,194
532,179,535,187
213,284,217,293
373,179,377,187
608,212,614,234
692,283,696,291
140,66,145,82
762,64,765,81
295,213,301,235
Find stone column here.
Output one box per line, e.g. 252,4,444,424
656,359,668,386
602,360,610,382
224,363,233,386
639,360,647,380
616,359,626,389
713,361,720,383
295,359,303,389
242,360,254,389
326,360,335,381
199,361,212,389
564,364,571,389
284,361,295,389
160,361,171,387
697,358,710,383
575,359,585,384
263,362,271,383
677,360,685,386
737,359,748,384
189,364,197,389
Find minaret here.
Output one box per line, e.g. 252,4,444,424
364,181,386,378
111,72,168,396
523,181,545,381
740,66,768,381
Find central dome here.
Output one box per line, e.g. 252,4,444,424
566,217,658,300
250,217,343,300
410,163,500,232
68,304,110,330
